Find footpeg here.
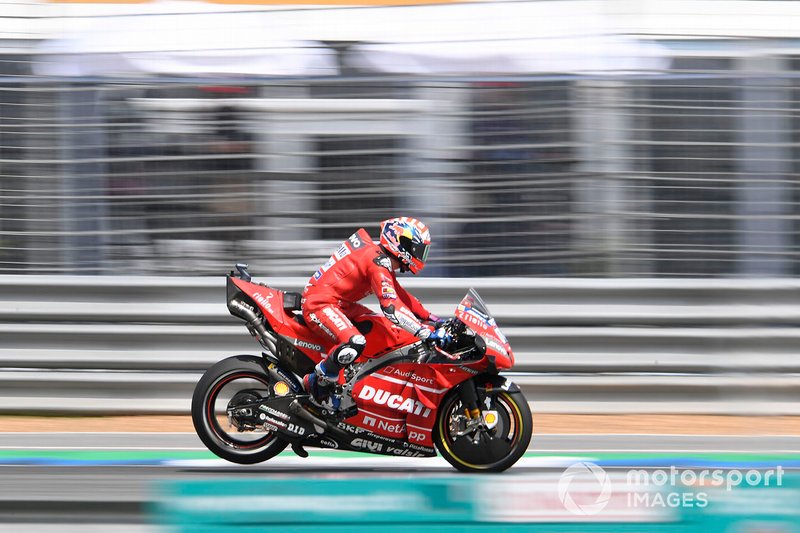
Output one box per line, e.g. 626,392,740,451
291,442,309,458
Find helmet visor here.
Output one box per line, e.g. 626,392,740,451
401,236,429,262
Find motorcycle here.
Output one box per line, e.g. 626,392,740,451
192,263,532,472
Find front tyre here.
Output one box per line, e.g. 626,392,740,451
192,355,289,464
434,382,532,473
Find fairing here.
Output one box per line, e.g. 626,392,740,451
454,289,514,369
228,276,514,449
345,361,476,447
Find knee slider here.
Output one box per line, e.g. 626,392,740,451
331,334,366,366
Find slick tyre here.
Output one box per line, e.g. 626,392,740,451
192,355,289,464
434,384,532,473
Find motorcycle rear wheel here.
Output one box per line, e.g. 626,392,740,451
191,355,289,464
434,383,532,473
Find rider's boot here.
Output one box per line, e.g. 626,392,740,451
303,359,341,410
302,337,365,412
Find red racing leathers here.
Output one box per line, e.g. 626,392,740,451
302,228,433,350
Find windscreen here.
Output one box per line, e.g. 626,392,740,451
458,288,493,320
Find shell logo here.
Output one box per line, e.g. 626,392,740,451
482,410,499,430
273,381,290,397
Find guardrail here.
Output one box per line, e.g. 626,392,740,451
0,275,798,415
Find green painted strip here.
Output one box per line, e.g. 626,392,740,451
264,450,800,461
577,451,800,462
0,449,217,461
0,448,796,464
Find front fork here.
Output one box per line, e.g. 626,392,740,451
453,380,488,443
453,378,503,441
457,379,482,421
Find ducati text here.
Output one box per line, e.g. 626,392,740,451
358,385,432,418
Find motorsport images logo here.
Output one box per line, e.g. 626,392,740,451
557,462,612,515
558,461,786,515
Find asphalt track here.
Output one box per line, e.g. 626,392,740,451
0,433,797,531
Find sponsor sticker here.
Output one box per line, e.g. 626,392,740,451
273,382,290,397
383,366,435,385
484,337,509,357
482,411,499,430
348,232,364,249
293,339,323,352
258,413,287,428
373,254,393,271
357,385,432,418
309,313,336,339
334,244,350,260
387,447,426,457
286,422,306,436
337,422,368,434
361,415,404,435
351,437,382,453
380,278,397,300
252,291,274,314
259,405,290,420
321,257,335,272
323,307,349,331
319,438,339,449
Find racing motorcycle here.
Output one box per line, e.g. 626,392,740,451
192,264,532,472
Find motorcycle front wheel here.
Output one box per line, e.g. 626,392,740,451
434,382,532,473
191,355,289,464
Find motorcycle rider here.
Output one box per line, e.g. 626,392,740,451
301,217,449,408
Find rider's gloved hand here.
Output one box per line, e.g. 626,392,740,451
427,326,452,348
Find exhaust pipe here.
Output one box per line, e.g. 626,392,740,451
228,298,278,354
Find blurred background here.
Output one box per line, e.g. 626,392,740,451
3,0,800,278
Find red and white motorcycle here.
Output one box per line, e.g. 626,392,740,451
192,264,532,472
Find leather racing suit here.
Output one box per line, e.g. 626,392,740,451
302,228,434,370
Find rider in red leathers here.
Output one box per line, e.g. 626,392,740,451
301,217,448,408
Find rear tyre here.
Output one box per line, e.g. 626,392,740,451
434,382,532,473
192,355,289,464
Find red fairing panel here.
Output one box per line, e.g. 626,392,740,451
455,305,514,370
358,315,419,359
231,278,285,323
230,277,334,362
346,363,475,447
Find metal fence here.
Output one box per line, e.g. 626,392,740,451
3,0,800,278
0,275,798,415
3,66,800,277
